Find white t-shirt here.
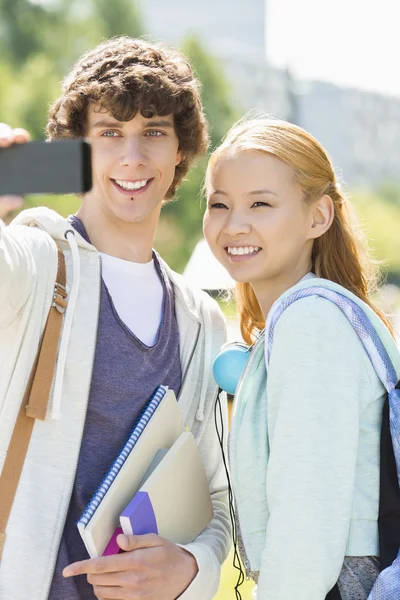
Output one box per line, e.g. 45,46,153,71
100,252,164,347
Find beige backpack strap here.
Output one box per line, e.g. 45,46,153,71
0,248,67,560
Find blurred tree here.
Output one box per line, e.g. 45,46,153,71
375,179,400,206
91,0,143,40
0,0,59,65
0,54,61,138
351,190,400,283
0,0,144,92
182,36,239,150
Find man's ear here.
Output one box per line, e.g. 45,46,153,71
309,194,334,239
175,150,184,166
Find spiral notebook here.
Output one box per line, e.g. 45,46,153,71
77,385,186,557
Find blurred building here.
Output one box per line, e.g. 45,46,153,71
140,0,400,188
138,0,267,61
295,80,400,187
138,0,291,119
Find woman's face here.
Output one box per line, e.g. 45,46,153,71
203,151,317,289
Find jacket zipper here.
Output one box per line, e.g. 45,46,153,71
177,321,201,400
43,254,101,600
230,331,265,579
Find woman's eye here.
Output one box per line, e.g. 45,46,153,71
209,202,228,209
252,201,271,208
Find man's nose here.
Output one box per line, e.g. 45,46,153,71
120,136,147,167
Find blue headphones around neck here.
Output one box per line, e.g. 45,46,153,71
212,341,252,395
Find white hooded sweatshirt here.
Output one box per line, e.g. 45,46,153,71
0,207,230,600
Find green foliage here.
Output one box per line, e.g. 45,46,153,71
351,189,400,282
0,0,144,140
0,0,59,65
91,0,143,39
375,179,400,207
0,53,61,138
156,159,207,272
23,193,81,216
182,36,239,149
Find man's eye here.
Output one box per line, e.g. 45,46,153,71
145,130,163,137
101,131,119,137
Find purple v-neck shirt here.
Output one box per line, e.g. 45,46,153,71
49,216,181,600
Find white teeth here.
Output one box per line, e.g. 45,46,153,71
115,179,148,190
227,246,261,256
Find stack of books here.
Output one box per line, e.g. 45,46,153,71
77,386,213,557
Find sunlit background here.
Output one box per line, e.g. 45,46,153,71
1,0,400,597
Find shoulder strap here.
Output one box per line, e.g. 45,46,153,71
265,286,399,393
265,285,400,473
0,248,67,560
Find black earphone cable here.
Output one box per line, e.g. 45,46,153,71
214,388,245,599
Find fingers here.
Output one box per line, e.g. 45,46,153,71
64,553,135,577
0,123,30,148
0,196,24,219
64,540,166,578
12,128,31,143
117,533,165,552
63,535,168,578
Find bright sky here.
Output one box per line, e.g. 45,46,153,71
266,0,400,97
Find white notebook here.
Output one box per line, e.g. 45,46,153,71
120,431,214,545
77,386,186,557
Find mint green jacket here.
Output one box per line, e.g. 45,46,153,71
229,277,400,600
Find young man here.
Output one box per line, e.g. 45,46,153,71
0,37,230,600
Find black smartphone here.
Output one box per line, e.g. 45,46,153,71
0,139,92,195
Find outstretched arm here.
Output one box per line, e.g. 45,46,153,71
0,125,38,326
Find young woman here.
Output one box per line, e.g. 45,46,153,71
203,118,400,600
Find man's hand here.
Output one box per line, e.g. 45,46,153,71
63,533,199,600
0,123,30,220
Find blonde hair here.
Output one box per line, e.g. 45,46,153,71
205,118,394,343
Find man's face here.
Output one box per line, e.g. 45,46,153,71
84,105,182,225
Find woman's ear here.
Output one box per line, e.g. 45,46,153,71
309,194,334,239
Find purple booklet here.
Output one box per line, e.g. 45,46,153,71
120,492,158,536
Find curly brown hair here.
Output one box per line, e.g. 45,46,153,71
46,36,209,199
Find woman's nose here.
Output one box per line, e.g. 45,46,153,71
223,212,252,236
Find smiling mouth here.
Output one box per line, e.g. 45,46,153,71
225,245,262,260
111,178,153,195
